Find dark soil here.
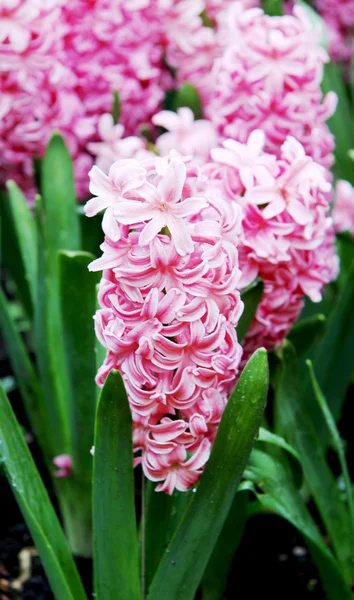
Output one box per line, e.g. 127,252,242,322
1,344,353,599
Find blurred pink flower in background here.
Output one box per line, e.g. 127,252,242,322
333,179,354,234
87,113,152,174
172,5,337,170
0,0,172,200
314,0,354,68
0,0,338,206
52,454,72,478
152,108,218,164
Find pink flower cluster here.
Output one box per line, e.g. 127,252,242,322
314,0,354,67
332,179,354,234
199,131,338,357
87,113,153,175
152,107,218,164
87,130,338,491
172,5,337,170
85,152,244,494
0,1,338,204
0,0,212,200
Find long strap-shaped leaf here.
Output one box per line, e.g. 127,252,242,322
287,313,326,357
41,132,80,252
201,428,302,600
0,182,37,317
201,491,249,600
306,361,354,549
93,371,140,600
144,483,192,591
59,251,99,480
301,259,354,439
244,447,352,600
276,341,353,583
148,348,268,600
59,251,100,557
0,383,87,600
0,286,51,461
34,134,81,455
322,62,354,183
34,197,70,456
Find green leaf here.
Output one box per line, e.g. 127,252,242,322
144,484,192,591
257,427,302,487
302,259,354,431
262,0,283,16
176,84,203,119
112,90,121,125
238,279,264,343
0,286,51,461
41,132,80,252
38,133,81,453
244,447,352,600
59,251,99,479
79,210,103,257
93,371,140,600
148,349,268,600
59,251,100,556
165,84,203,120
0,383,87,600
322,62,354,183
306,360,354,540
201,491,248,600
336,232,354,290
5,181,37,307
0,187,34,318
287,313,326,356
299,283,337,323
302,4,354,182
34,196,70,457
275,341,353,582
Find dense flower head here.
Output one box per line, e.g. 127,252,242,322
2,0,211,200
332,179,354,234
200,131,338,357
314,0,354,67
87,151,244,494
88,129,338,491
171,5,336,170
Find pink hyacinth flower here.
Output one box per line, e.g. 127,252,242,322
53,454,72,478
332,179,354,234
153,107,218,164
89,148,244,494
113,158,208,256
